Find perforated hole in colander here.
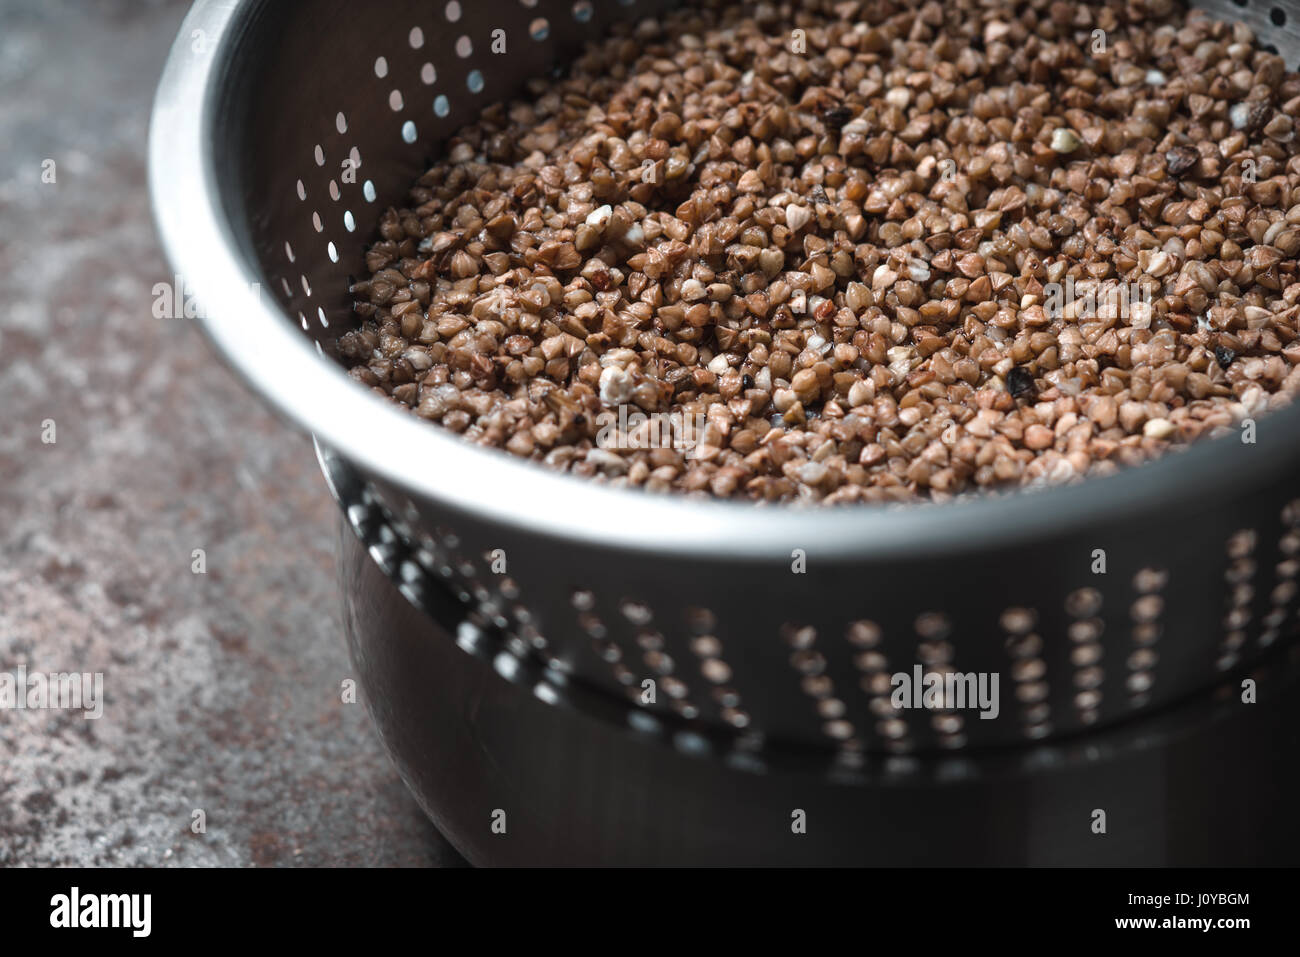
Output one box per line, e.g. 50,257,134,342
782,623,864,747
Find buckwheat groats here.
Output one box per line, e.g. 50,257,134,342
340,0,1300,504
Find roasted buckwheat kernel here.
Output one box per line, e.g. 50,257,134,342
344,0,1300,504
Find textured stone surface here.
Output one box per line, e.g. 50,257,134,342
0,0,462,866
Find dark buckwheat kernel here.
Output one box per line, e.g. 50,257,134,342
1165,146,1199,177
1246,99,1273,133
821,105,854,130
1008,367,1037,400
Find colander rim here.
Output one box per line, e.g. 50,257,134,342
148,0,1300,563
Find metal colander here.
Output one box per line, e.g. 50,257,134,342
151,0,1300,764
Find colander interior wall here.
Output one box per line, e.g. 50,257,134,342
186,0,1300,755
235,0,677,353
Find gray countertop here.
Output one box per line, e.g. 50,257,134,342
0,0,462,866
